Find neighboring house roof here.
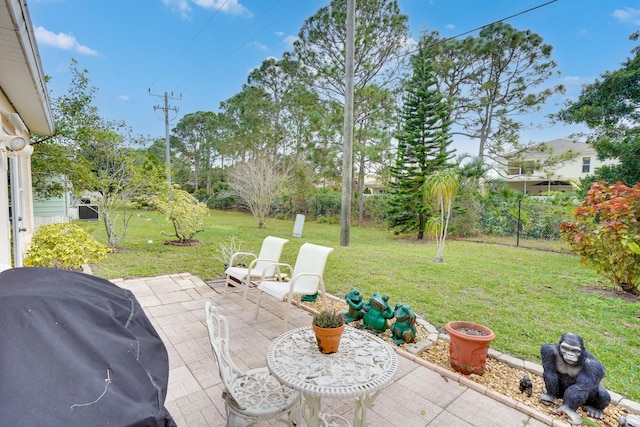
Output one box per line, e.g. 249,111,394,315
0,0,54,135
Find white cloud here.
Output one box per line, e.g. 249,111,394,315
275,31,284,36
613,7,640,25
558,75,587,100
34,26,98,55
445,23,455,30
247,41,267,51
118,95,130,101
283,35,297,47
192,0,252,17
162,0,191,20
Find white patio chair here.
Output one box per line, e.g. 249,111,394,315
204,301,301,426
224,236,289,300
255,243,334,325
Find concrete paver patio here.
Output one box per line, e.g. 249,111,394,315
113,273,570,427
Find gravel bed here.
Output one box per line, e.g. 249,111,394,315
300,296,631,427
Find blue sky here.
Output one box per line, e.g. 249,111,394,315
29,0,640,155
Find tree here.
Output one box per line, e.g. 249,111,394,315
295,0,410,242
32,59,97,199
79,124,165,249
423,168,460,262
172,111,218,192
152,186,208,244
226,158,288,228
32,60,164,249
387,37,454,239
561,181,640,295
217,86,273,163
556,32,640,187
450,154,491,237
353,85,396,221
431,23,564,161
294,0,409,100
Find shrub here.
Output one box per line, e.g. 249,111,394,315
151,186,208,242
561,181,640,294
24,223,110,270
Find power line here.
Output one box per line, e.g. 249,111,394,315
148,0,231,89
213,2,293,70
415,0,559,56
175,0,287,93
437,0,556,46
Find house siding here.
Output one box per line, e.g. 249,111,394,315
498,139,617,195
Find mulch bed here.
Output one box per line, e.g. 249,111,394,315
299,295,632,427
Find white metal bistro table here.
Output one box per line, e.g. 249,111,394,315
266,325,398,427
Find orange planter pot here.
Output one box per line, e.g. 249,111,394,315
312,323,346,354
445,321,495,375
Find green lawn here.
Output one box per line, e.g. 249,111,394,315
86,209,640,401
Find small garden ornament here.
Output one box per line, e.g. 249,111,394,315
519,374,533,397
344,287,365,323
539,333,611,425
390,302,416,344
361,292,393,333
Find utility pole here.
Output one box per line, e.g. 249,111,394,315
149,90,181,193
340,0,355,247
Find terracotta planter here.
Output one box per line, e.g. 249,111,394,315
445,321,495,375
312,323,345,354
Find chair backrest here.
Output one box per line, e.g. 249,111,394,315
205,301,242,391
254,236,289,276
291,243,334,294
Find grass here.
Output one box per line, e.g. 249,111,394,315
85,209,640,401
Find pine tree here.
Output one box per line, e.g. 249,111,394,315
387,39,454,239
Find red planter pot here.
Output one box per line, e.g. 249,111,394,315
445,321,495,375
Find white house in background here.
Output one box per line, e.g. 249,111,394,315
32,176,79,227
496,139,616,196
0,0,55,266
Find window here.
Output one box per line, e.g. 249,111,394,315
507,161,535,175
582,157,591,173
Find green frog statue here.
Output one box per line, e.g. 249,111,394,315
344,287,365,323
361,292,394,332
390,302,417,344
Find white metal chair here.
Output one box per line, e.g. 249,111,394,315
224,236,289,300
255,243,334,325
204,301,301,426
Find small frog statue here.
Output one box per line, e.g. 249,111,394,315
390,302,417,344
344,287,365,323
361,292,393,332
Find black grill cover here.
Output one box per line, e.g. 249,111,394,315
0,267,175,426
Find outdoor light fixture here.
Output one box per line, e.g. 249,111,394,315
0,135,28,151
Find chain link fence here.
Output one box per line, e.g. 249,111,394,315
453,197,576,253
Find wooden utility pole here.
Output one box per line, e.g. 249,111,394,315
340,0,355,247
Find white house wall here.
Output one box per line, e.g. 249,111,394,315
0,143,9,263
1,0,54,266
499,139,618,195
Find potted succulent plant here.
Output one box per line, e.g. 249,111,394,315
311,310,346,354
445,321,495,375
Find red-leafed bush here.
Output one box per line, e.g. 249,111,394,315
561,181,640,295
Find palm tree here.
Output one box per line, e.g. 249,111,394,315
423,168,460,262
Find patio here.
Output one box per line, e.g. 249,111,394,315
113,273,563,427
